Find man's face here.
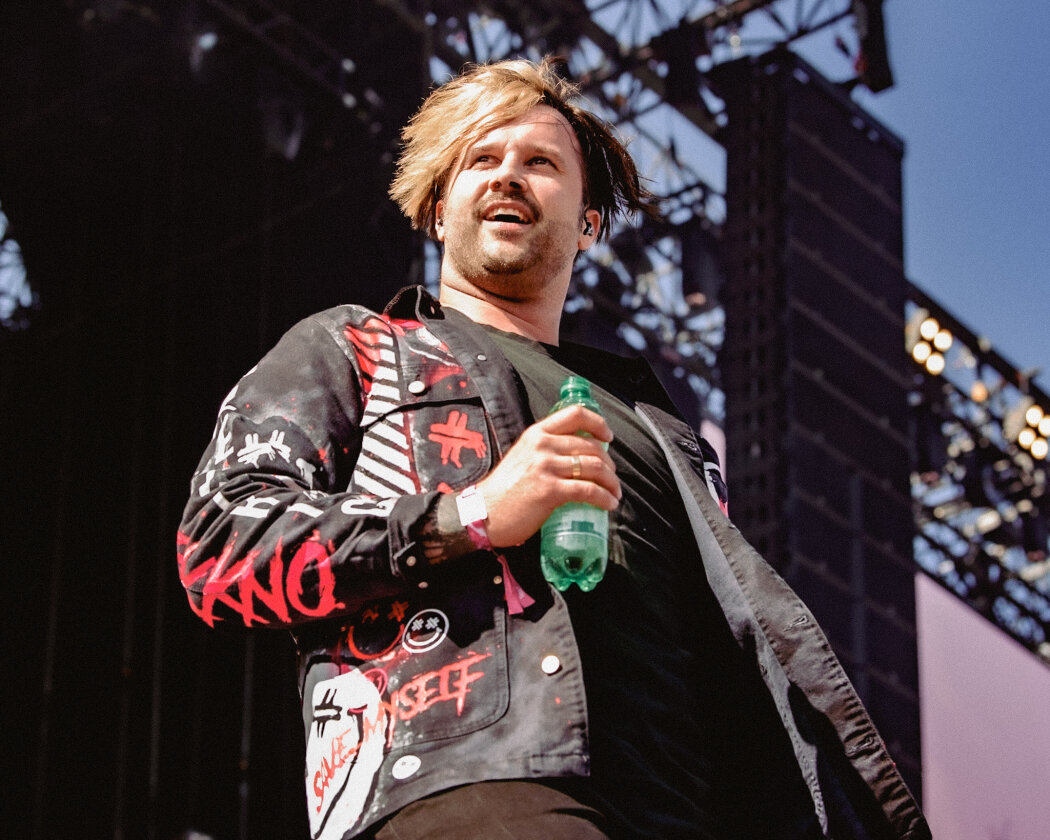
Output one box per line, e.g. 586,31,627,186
435,105,599,300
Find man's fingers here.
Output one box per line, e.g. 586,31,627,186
542,405,613,443
549,435,615,466
560,476,621,511
561,452,621,499
477,409,621,547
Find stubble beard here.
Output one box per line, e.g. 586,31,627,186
445,216,577,300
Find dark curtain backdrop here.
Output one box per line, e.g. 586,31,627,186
2,3,424,837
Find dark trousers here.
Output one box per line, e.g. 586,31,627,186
367,780,611,840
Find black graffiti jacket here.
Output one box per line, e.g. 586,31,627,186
177,285,930,840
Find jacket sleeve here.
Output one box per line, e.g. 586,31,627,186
176,313,438,628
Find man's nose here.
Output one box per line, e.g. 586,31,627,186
488,155,525,192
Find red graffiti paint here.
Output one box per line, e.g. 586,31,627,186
311,697,394,813
344,317,398,388
427,410,486,468
344,621,403,661
387,600,409,622
362,668,388,695
312,718,365,808
394,651,490,720
367,652,491,748
177,530,345,626
287,535,344,617
309,650,492,811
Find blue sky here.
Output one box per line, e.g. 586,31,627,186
849,0,1050,390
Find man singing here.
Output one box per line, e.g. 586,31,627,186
177,58,929,840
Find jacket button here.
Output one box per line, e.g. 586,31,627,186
493,575,503,586
541,654,561,675
476,353,487,362
418,580,429,590
408,380,426,395
391,755,421,780
405,556,417,567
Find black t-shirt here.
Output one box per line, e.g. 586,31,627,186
483,326,819,840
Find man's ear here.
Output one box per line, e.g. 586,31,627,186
434,199,446,242
578,208,601,251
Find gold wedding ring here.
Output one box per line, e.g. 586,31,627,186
571,454,582,479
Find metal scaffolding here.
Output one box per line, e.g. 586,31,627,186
907,284,1050,663
42,0,1050,656
178,0,875,424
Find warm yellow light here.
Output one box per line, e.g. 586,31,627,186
932,329,953,351
919,317,940,340
1032,438,1049,460
1040,416,1050,437
971,381,989,402
1026,405,1045,426
925,353,946,375
912,342,932,363
1018,427,1037,449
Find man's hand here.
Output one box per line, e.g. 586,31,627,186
475,405,621,548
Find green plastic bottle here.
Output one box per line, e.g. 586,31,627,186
540,376,608,592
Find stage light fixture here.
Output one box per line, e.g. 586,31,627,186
919,316,939,341
905,306,929,350
651,20,710,109
907,314,952,376
1019,428,1037,449
1026,405,1045,427
1032,438,1049,460
851,0,894,92
926,353,946,376
1040,416,1050,437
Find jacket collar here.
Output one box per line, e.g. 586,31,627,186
384,284,444,321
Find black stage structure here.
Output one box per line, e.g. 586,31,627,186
4,2,1047,838
715,49,923,793
3,3,428,838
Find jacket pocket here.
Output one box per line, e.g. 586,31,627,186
300,584,510,828
304,584,509,739
349,400,492,497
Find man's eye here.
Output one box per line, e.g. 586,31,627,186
530,157,552,166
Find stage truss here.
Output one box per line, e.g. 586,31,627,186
61,0,1050,659
907,284,1050,663
198,0,1047,660
188,0,875,422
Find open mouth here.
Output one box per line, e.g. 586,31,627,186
483,204,533,225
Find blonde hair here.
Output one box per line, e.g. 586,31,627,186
389,57,654,240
